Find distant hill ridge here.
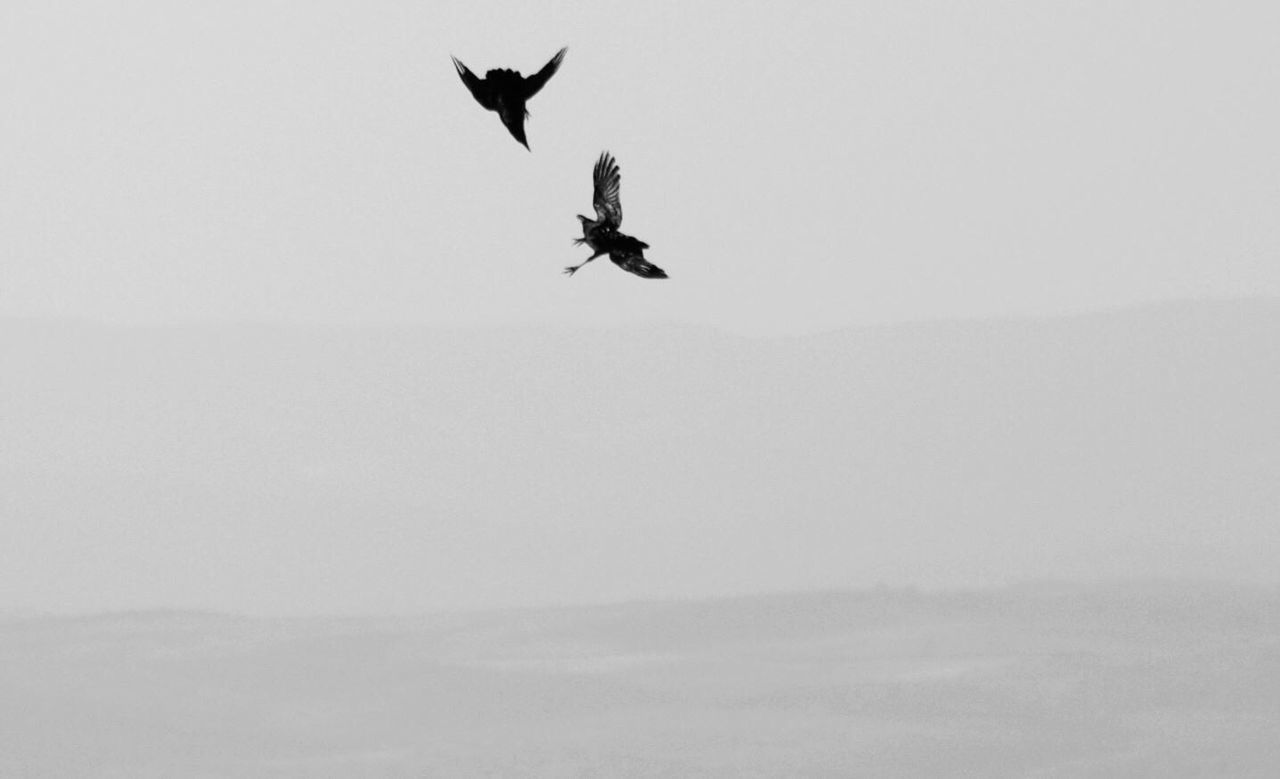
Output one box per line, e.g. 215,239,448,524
2,298,1277,615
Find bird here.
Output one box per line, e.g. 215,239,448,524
451,47,567,150
565,152,668,279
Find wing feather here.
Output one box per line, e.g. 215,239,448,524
522,47,567,99
592,152,624,227
451,56,487,105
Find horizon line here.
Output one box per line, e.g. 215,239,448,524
4,576,1276,624
2,294,1277,337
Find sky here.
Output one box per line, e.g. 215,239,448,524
3,0,1279,334
2,2,1279,618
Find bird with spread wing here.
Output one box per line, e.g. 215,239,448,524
451,47,567,150
566,152,667,279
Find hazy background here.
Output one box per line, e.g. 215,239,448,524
2,0,1278,615
3,3,1280,775
3,300,1278,616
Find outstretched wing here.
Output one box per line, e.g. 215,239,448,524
592,152,623,227
610,248,667,279
522,46,567,99
451,56,487,105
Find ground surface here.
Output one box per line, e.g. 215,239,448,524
3,582,1278,777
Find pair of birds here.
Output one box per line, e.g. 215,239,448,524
451,47,667,280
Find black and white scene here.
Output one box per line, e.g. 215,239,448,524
3,1,1279,776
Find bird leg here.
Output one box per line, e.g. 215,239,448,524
563,254,601,276
565,243,607,271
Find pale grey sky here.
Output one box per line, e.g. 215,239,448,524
4,1,1279,333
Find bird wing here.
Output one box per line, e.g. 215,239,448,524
522,47,567,99
613,233,649,252
592,152,624,227
610,248,667,279
451,56,487,104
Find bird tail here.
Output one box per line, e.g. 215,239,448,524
612,254,668,279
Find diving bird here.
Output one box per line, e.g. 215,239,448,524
451,47,567,150
566,152,667,279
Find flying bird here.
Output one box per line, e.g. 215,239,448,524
451,47,567,150
566,152,668,279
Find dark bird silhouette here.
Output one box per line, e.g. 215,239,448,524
451,47,567,150
566,152,667,279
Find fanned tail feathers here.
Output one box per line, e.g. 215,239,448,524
610,252,668,279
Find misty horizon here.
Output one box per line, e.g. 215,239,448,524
5,292,1279,335
4,298,1277,617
